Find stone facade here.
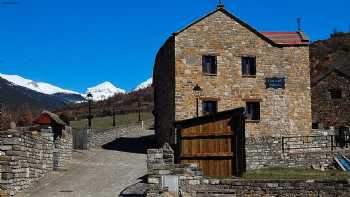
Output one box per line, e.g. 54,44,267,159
154,6,311,145
312,70,350,129
0,129,72,195
153,37,176,145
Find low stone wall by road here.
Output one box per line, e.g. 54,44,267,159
0,129,72,195
183,179,350,197
246,129,350,170
88,128,117,149
146,144,350,197
88,120,153,149
55,133,73,167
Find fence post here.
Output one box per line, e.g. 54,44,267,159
331,135,334,151
347,135,349,148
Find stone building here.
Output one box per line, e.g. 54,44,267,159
153,5,311,145
311,65,350,131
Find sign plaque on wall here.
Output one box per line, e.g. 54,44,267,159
265,77,285,89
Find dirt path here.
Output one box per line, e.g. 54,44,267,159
17,130,155,197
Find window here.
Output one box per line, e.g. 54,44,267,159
202,100,217,116
312,122,319,129
246,102,260,121
202,55,217,75
242,57,256,76
329,89,342,99
336,127,350,148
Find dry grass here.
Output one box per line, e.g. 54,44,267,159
70,112,153,130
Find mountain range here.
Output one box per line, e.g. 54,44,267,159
0,73,152,111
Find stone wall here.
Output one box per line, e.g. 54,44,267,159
147,144,203,196
88,121,152,148
146,144,350,197
0,129,72,195
88,128,117,149
183,179,350,197
245,129,350,170
55,131,73,167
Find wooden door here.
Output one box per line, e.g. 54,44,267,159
179,119,235,177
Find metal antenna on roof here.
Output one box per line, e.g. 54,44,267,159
297,17,302,32
217,0,224,8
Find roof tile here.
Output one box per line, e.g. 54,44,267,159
261,32,309,45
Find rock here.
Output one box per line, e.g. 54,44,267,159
119,182,148,196
0,146,12,151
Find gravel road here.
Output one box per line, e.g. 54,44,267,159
16,129,155,197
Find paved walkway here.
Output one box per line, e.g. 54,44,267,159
17,130,155,197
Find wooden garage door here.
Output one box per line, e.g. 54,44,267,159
179,118,235,177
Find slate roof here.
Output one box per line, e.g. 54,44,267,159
34,111,67,126
172,6,309,47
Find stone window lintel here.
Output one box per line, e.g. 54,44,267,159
200,97,220,101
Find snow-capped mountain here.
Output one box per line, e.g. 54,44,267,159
0,73,85,104
134,77,152,91
0,77,70,110
0,73,79,95
86,81,126,101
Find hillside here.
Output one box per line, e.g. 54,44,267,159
55,86,153,121
0,73,135,116
0,77,67,112
310,32,350,83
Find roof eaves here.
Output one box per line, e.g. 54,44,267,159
172,8,219,36
174,107,245,128
42,111,67,126
298,31,310,42
172,7,310,48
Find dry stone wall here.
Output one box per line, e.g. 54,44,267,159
183,179,350,197
146,143,350,197
0,129,72,195
88,121,152,148
88,128,117,149
55,137,72,167
245,129,350,170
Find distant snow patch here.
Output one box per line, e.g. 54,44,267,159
0,73,80,95
134,78,152,91
86,81,126,101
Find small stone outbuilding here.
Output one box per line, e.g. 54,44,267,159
33,111,67,139
311,65,350,132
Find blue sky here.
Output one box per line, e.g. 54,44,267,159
0,0,349,92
